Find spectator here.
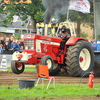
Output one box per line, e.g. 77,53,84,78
92,39,95,43
0,44,3,54
11,39,20,53
15,38,18,43
5,37,11,49
9,36,14,44
17,40,23,53
17,40,21,48
1,36,5,47
5,37,10,42
88,39,92,43
0,37,1,44
19,38,24,49
3,41,13,54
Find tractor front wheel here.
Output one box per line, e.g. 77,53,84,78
40,55,53,72
35,63,39,72
11,61,25,74
65,40,94,77
36,62,61,76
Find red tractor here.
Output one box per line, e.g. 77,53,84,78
11,23,94,77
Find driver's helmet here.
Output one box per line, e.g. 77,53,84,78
60,25,67,33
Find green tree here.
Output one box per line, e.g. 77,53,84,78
15,33,21,39
59,1,94,37
80,32,89,39
0,0,45,29
69,1,94,37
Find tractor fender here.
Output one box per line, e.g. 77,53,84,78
66,37,88,45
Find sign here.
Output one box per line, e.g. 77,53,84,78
0,55,7,71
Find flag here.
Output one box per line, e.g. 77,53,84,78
69,0,90,13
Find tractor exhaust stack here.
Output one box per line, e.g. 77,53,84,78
45,24,48,36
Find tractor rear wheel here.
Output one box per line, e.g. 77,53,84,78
40,55,53,72
49,64,61,76
65,40,94,77
11,61,25,74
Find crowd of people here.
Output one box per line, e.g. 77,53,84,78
0,36,24,54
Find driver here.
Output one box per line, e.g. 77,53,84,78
59,25,71,54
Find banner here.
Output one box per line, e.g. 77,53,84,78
69,0,90,13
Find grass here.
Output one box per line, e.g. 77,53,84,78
0,68,99,99
6,67,37,72
0,84,100,99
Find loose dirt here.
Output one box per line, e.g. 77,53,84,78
0,71,100,100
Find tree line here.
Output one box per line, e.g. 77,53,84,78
0,0,94,37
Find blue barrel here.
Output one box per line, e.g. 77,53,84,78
92,43,97,51
94,51,100,65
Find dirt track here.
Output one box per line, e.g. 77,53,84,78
0,71,100,86
0,71,100,100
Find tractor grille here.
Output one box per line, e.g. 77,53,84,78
25,40,34,50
